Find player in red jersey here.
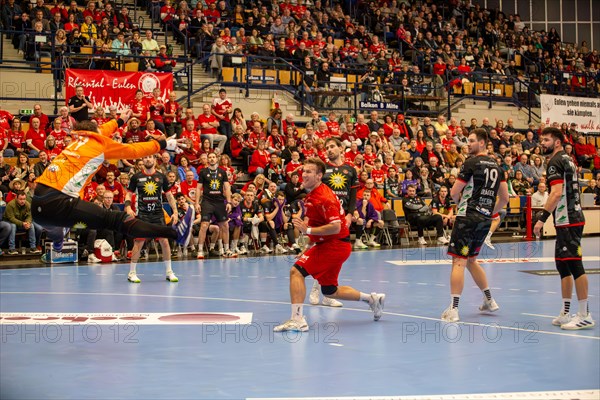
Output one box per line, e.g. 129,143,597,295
274,158,386,332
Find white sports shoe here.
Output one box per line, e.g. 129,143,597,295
354,239,368,249
128,272,141,283
309,283,320,305
238,245,248,255
437,236,449,245
166,270,179,282
552,312,571,326
561,313,595,330
367,239,381,247
260,245,273,253
441,306,459,322
275,244,287,254
417,237,427,245
273,317,309,332
223,250,238,258
322,297,343,307
479,298,499,312
484,235,495,249
197,251,205,259
369,293,386,321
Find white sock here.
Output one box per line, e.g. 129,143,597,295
232,239,238,249
291,303,303,321
578,299,588,316
129,262,137,274
359,292,371,303
165,260,172,273
312,281,320,291
209,242,215,250
217,239,223,251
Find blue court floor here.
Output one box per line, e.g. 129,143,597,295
1,238,599,399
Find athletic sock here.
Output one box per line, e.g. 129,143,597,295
224,243,230,252
209,242,215,250
451,294,460,309
482,288,492,301
231,239,238,250
562,299,571,314
165,260,172,273
129,262,137,274
578,299,588,316
359,292,371,303
291,303,304,321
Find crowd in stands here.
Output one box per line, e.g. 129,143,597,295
2,0,599,100
1,84,599,257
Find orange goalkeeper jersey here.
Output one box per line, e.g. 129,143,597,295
36,120,162,198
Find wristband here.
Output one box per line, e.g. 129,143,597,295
124,200,131,207
539,209,551,223
306,227,312,235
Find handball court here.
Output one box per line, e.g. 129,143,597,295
1,238,599,399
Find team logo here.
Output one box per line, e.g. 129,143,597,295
210,179,221,190
548,166,557,175
144,180,158,195
72,221,87,229
577,246,582,257
138,73,160,94
460,246,469,256
328,172,347,190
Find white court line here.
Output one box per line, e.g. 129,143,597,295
522,313,556,319
386,256,600,266
1,291,598,341
247,389,600,400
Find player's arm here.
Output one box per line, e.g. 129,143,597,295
98,110,132,137
124,190,135,217
450,179,467,204
293,218,341,236
164,191,178,225
224,181,232,212
533,181,563,237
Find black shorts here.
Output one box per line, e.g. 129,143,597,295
137,212,165,225
556,225,584,261
201,199,228,223
447,214,492,259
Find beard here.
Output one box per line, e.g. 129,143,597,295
542,144,554,155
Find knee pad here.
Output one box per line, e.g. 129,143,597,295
569,260,585,280
293,264,309,277
321,285,338,296
556,260,572,279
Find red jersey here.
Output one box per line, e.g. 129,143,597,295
47,129,68,149
382,123,398,138
212,97,233,122
0,110,13,131
197,113,218,135
304,183,349,243
371,168,385,186
130,100,149,125
7,130,24,149
26,127,46,151
164,100,181,124
355,122,370,139
180,179,199,202
124,129,147,143
29,113,50,130
0,129,6,150
363,152,376,165
104,181,125,203
326,121,340,137
181,129,201,152
148,97,165,123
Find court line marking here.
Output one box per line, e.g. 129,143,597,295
386,256,600,266
522,313,556,319
1,291,598,341
247,389,600,400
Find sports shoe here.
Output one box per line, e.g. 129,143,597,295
209,248,221,257
29,247,42,255
260,245,272,253
369,293,386,321
273,317,309,332
437,236,449,245
309,283,320,305
197,251,205,260
40,253,50,263
238,245,248,255
552,312,571,326
291,243,301,254
561,313,595,330
418,237,427,245
354,239,368,249
367,236,381,247
223,250,238,258
7,249,18,255
322,297,343,307
140,249,148,260
441,306,459,322
128,272,141,283
166,270,179,282
479,298,499,312
275,244,287,254
175,207,195,246
484,234,495,249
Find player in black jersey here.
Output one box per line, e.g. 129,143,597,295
125,155,185,283
238,190,266,254
197,153,236,259
442,129,509,322
534,127,594,330
308,137,358,308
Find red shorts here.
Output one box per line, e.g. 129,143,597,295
295,240,352,287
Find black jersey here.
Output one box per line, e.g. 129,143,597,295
323,163,358,213
546,150,585,227
240,200,262,221
129,171,169,216
198,167,228,202
456,155,504,218
431,194,454,215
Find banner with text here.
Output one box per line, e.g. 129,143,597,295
65,69,173,112
541,94,600,134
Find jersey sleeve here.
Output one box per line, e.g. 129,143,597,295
102,134,162,160
128,174,138,193
98,119,118,138
160,173,170,192
457,158,474,183
546,156,564,187
321,195,343,223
